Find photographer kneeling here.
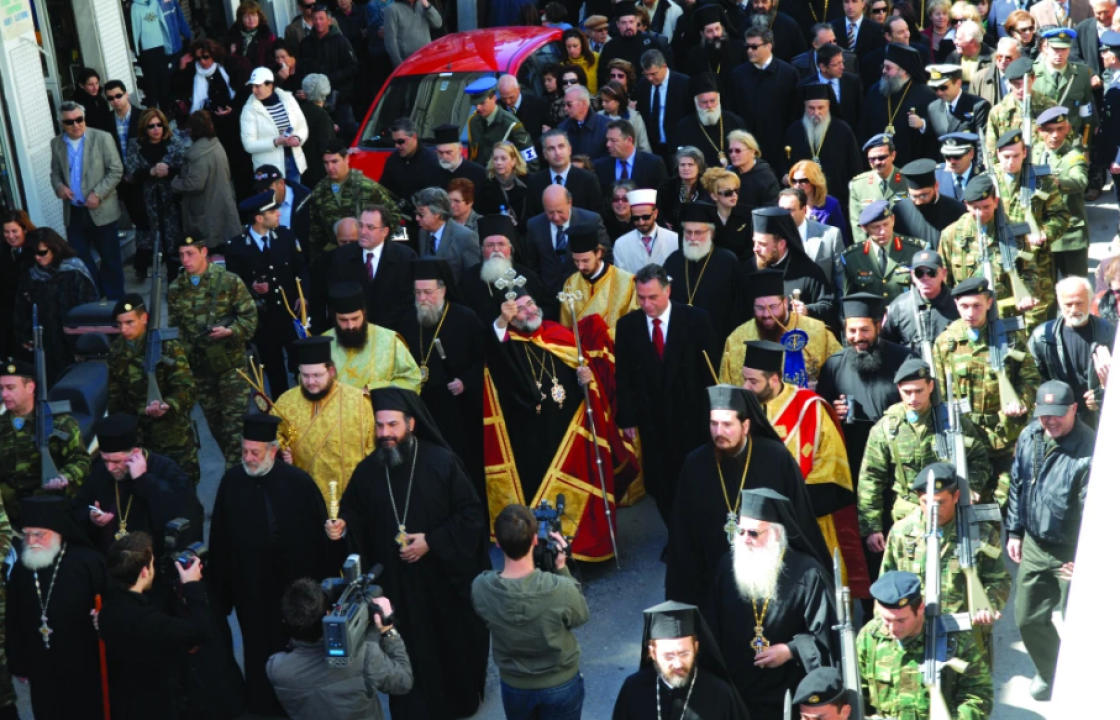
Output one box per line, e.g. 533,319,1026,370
99,531,211,718
266,578,413,719
472,503,590,719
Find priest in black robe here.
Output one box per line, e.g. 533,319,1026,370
613,601,748,720
816,293,916,479
331,387,489,720
7,496,106,719
391,259,486,505
670,73,747,169
744,205,837,326
664,202,745,345
460,214,557,322
207,415,333,716
781,82,862,213
666,385,830,606
858,44,938,166
707,488,836,720
890,158,967,250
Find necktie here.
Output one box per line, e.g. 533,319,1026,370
365,251,375,279
642,235,654,255
831,78,840,102
430,233,439,255
877,246,888,272
651,84,664,142
848,21,857,49
555,227,568,253
619,160,629,180
955,174,965,195
880,178,889,195
554,173,563,185
652,317,665,358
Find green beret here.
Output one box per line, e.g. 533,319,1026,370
996,128,1023,150
962,175,995,203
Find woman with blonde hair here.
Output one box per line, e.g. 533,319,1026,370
921,0,953,60
477,141,529,229
701,167,752,260
787,160,850,245
726,129,779,211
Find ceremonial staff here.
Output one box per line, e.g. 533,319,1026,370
557,289,621,567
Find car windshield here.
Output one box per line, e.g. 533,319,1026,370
358,72,495,148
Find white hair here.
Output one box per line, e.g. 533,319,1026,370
1056,276,1092,299
955,20,982,43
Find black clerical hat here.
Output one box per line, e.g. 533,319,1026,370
748,270,785,300
679,202,718,224
370,386,451,448
707,384,749,417
693,3,723,28
689,72,720,98
794,667,847,707
800,82,832,102
910,461,958,492
370,387,412,413
884,42,925,82
751,206,797,242
743,340,784,373
900,158,937,189
112,293,146,317
96,414,138,453
566,224,600,254
412,258,452,284
243,413,281,442
738,487,791,523
842,292,882,319
612,0,641,19
329,282,366,314
432,124,461,145
478,214,516,241
293,336,333,366
20,495,84,540
644,601,698,640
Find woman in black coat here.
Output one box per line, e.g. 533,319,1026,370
476,141,530,234
702,167,753,261
657,146,707,232
1,209,36,358
226,1,277,74
124,108,187,278
728,129,780,212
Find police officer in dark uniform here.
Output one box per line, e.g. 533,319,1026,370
225,191,309,398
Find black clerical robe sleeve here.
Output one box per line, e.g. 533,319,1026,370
423,451,486,581
786,563,837,673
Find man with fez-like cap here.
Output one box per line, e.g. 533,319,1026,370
613,600,748,719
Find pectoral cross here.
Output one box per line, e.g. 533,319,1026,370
752,625,771,655
39,615,53,648
395,524,409,548
494,269,527,300
724,511,738,545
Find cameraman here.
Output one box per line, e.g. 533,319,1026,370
98,531,211,718
266,578,413,719
471,503,590,718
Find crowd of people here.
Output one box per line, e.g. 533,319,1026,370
0,0,1117,717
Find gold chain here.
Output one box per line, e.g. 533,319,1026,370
418,303,450,374
808,0,830,23
697,114,725,159
715,438,754,515
685,250,715,305
885,80,914,130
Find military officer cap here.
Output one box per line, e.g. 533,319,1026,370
739,487,792,522
329,282,366,314
1,357,34,379
799,82,832,102
950,276,990,297
627,188,658,207
1041,27,1077,47
749,269,786,300
242,413,282,442
911,461,959,493
1101,29,1120,50
870,570,923,608
478,214,516,241
176,235,204,250
432,124,461,145
926,63,962,88
465,76,498,104
842,292,883,319
566,224,601,254
885,43,926,81
962,174,995,203
707,383,749,417
793,667,847,707
112,292,146,317
689,72,721,97
996,128,1024,150
1036,105,1069,126
893,356,933,384
680,202,719,224
857,199,892,226
862,133,894,152
1034,379,1077,417
1004,56,1035,81
644,601,699,640
743,340,785,373
293,336,333,367
412,258,453,285
238,190,279,217
900,158,938,189
939,131,979,157
96,414,139,453
911,248,943,270
692,3,723,27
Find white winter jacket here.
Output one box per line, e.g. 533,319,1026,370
240,87,309,173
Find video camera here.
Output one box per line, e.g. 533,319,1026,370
321,554,393,666
164,517,208,576
533,494,571,573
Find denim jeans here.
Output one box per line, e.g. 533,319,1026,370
500,673,583,720
67,206,123,299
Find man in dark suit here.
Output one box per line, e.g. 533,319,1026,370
596,3,675,88
831,0,885,58
413,187,482,287
791,24,859,79
615,263,717,533
635,49,692,160
557,85,611,159
922,64,991,138
811,43,863,128
592,119,668,201
330,204,417,327
497,74,550,142
225,191,310,397
104,80,148,258
525,129,603,217
729,0,808,61
1072,12,1107,73
524,185,612,295
730,27,802,166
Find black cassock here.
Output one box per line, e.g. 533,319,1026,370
666,439,829,607
707,550,836,720
340,438,489,720
392,302,486,504
742,250,836,326
664,247,745,346
612,665,748,720
459,261,558,322
671,111,748,169
858,83,939,166
207,461,333,715
7,543,106,719
891,195,966,250
780,117,862,213
485,326,582,502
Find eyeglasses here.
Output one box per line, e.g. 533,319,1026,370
62,117,85,126
392,138,408,145
196,53,212,60
609,72,627,79
106,92,124,100
717,189,738,197
870,6,888,12
745,42,765,50
727,148,745,154
791,176,812,185
1015,25,1035,33
147,122,164,129
913,267,937,278
561,78,579,86
35,249,50,256
632,213,653,222
612,196,629,202
736,527,765,539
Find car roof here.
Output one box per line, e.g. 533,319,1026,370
393,26,563,76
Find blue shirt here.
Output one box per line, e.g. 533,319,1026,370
115,111,131,157
66,135,86,206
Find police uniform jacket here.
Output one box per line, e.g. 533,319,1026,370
225,226,310,325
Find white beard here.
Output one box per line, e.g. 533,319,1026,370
732,527,788,601
22,537,62,571
1064,310,1089,327
417,300,445,327
682,237,713,262
801,115,830,148
242,454,276,478
480,254,513,285
697,106,722,126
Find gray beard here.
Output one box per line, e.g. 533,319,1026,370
802,115,830,148
437,157,459,171
22,540,62,571
878,74,907,95
656,663,695,689
417,301,445,327
697,106,721,126
750,10,776,28
682,238,713,262
732,530,787,601
242,453,276,477
512,314,542,333
1064,311,1089,328
480,255,513,285
375,434,415,468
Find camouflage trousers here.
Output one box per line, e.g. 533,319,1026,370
193,365,251,469
154,435,201,486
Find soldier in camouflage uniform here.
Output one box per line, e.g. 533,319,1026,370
848,134,908,243
307,139,398,262
108,293,200,483
859,358,991,548
168,236,258,468
1034,105,1090,279
841,200,926,305
934,277,1042,506
0,363,26,712
1032,28,1097,141
0,358,89,529
882,462,1010,665
858,571,993,720
465,77,536,170
985,56,1057,157
938,173,1056,330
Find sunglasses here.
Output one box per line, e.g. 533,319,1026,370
62,117,85,126
147,122,164,129
631,213,653,222
561,79,579,86
870,6,888,12
393,138,408,145
717,189,738,197
791,176,812,185
913,267,938,278
868,154,891,163
196,54,212,60
736,527,766,539
35,249,50,256
950,17,965,23
1015,25,1035,33
745,42,765,49
106,92,124,100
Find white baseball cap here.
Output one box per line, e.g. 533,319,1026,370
247,67,274,86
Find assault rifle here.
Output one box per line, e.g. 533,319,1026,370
911,297,951,461
978,139,1035,309
833,548,865,720
1019,87,1052,252
973,213,1029,411
32,305,71,487
144,243,179,405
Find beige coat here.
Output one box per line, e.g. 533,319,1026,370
49,127,123,227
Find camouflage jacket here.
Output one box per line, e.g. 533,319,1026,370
858,403,992,535
107,332,197,448
994,167,1069,253
1032,140,1088,252
857,616,993,720
0,411,89,526
307,171,398,259
881,507,1010,616
167,262,258,372
984,90,1056,157
933,318,1041,455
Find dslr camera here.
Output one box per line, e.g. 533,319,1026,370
533,494,571,573
164,517,207,578
321,554,394,666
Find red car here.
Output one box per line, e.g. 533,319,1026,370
349,26,563,182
